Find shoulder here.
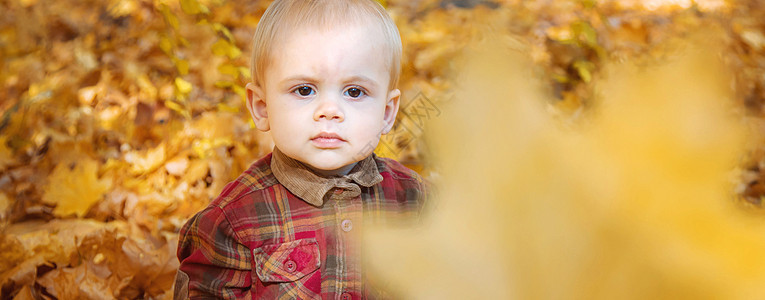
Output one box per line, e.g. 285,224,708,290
368,155,431,222
180,152,283,246
374,155,424,184
209,152,279,210
373,155,428,203
195,153,280,234
180,152,276,223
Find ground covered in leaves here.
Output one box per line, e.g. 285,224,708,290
1,0,764,299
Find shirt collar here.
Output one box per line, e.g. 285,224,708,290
270,147,384,207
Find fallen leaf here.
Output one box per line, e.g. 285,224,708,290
165,155,190,176
179,0,209,15
124,143,167,175
42,158,112,218
174,77,192,96
211,39,242,59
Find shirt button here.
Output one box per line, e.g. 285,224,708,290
284,260,297,272
340,292,352,300
341,219,353,232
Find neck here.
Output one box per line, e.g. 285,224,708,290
309,162,358,177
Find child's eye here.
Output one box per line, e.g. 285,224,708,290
344,87,365,98
293,86,315,97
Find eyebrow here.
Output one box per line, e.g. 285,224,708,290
342,75,378,88
279,75,319,87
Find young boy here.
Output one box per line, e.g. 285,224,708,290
174,0,426,298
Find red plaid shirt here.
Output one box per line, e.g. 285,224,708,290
174,148,426,299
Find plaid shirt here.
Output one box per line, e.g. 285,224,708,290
174,148,426,299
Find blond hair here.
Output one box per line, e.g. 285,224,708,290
250,0,402,90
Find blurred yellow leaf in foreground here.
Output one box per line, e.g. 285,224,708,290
366,32,765,299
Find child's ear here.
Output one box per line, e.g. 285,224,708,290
246,82,270,131
382,88,401,134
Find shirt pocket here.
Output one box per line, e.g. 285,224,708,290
252,238,322,296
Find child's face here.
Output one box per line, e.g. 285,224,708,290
246,23,400,175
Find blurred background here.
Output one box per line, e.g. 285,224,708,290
2,0,765,299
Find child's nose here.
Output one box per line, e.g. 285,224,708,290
313,93,345,122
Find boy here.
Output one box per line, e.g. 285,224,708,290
174,0,427,298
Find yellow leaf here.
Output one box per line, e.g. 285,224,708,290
159,36,173,54
174,58,189,75
217,63,239,78
210,39,228,57
100,158,124,173
214,80,234,88
178,36,190,47
232,85,246,98
42,158,112,218
137,75,157,100
181,159,209,183
239,67,251,79
192,138,233,159
551,71,569,83
572,21,598,47
211,39,242,59
124,143,167,174
193,112,238,139
174,77,192,95
367,37,765,299
373,141,397,159
165,100,190,119
212,23,234,42
573,60,594,83
180,0,209,15
159,4,179,30
217,102,239,113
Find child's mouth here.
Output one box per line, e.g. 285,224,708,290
311,132,346,148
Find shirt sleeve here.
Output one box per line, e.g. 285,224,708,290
175,206,252,299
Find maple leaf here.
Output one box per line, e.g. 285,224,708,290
42,158,112,218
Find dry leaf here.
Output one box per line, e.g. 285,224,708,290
124,143,167,175
165,155,190,176
11,284,36,300
174,77,192,96
41,158,112,218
